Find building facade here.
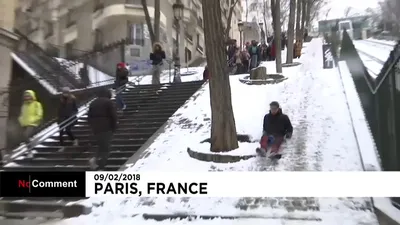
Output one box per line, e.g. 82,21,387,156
15,0,243,68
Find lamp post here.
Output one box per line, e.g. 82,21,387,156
238,21,244,50
172,0,184,83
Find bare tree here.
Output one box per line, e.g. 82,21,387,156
262,0,271,35
246,0,249,21
295,0,301,41
324,7,331,20
286,0,296,63
202,0,239,152
380,0,400,35
280,0,290,30
141,0,161,84
141,0,160,45
271,0,283,73
224,0,241,39
299,0,307,40
344,6,353,18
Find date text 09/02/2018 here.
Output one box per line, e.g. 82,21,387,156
94,182,208,196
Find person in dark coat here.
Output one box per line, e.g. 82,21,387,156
88,88,117,171
58,87,78,150
149,42,166,84
257,101,293,157
248,40,260,70
203,65,210,81
114,62,129,110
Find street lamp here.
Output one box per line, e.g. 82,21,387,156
238,21,244,50
172,0,184,83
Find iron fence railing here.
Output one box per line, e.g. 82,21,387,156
340,29,400,208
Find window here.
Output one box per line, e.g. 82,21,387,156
196,33,200,45
44,21,53,38
185,47,192,63
130,47,140,57
94,29,103,46
128,22,144,46
66,9,75,27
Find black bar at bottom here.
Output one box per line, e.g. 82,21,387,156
0,172,86,197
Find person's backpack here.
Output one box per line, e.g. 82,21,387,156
251,46,257,54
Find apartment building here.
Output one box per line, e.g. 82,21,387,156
14,0,243,68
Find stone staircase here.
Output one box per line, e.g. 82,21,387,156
13,30,85,90
0,80,204,219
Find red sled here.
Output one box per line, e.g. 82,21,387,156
256,135,285,159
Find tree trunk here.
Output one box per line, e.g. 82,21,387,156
295,0,301,41
270,0,276,31
300,0,307,39
246,0,249,21
154,0,160,43
142,0,161,84
286,0,296,63
225,0,240,40
141,0,155,45
305,0,312,28
274,0,283,73
263,0,268,37
202,0,239,152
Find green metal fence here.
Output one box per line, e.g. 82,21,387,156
339,30,400,207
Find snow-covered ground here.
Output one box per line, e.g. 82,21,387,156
368,38,397,47
353,40,392,78
357,52,382,78
45,39,379,225
354,40,392,63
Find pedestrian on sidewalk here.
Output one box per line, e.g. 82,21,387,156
150,42,166,84
18,90,43,158
57,87,79,151
114,62,129,111
88,88,117,171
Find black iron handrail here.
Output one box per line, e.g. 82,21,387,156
10,62,165,160
14,29,83,88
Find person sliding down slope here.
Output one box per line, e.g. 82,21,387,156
256,101,293,158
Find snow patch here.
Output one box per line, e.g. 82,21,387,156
194,142,258,156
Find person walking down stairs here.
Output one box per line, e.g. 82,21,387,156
18,90,43,158
150,42,166,84
114,62,129,111
57,87,79,152
88,88,118,171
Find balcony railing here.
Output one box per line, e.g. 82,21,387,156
197,45,204,53
185,32,193,43
197,17,203,28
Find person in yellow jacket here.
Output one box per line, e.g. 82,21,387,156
18,90,43,155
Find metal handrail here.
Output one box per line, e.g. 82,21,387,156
10,62,164,160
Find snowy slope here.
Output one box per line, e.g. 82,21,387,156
353,40,391,63
50,39,378,225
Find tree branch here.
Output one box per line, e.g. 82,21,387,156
224,0,240,39
141,0,155,45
